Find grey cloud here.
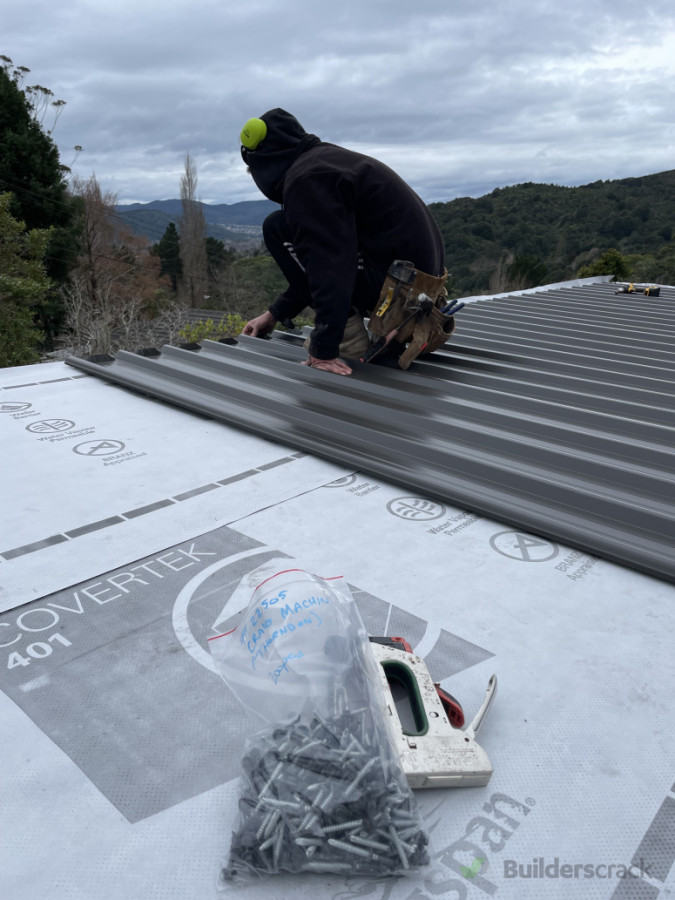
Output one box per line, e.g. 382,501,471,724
3,0,675,205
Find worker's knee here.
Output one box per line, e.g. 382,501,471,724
262,209,290,245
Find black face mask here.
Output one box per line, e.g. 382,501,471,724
242,108,321,203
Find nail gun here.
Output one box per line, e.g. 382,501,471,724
369,636,497,788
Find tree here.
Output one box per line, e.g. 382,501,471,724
222,255,289,319
178,154,208,307
0,59,79,281
576,248,632,281
152,222,182,292
204,236,236,307
0,192,51,366
0,58,81,349
508,254,548,289
62,175,167,355
206,236,235,278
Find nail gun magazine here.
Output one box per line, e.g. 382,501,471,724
208,566,496,884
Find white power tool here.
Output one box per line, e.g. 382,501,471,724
369,637,497,789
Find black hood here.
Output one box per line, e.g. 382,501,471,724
242,108,321,203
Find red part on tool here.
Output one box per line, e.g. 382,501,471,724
435,686,465,729
389,635,414,654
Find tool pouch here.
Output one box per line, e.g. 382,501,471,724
368,260,454,368
369,261,448,340
397,306,456,370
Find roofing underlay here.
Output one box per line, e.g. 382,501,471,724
66,280,675,585
3,277,675,900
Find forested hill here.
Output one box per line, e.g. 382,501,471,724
429,169,675,296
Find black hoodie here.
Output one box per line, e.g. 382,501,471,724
243,108,320,204
244,109,445,359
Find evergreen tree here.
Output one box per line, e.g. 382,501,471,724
152,222,183,292
0,61,81,347
0,63,79,280
0,192,51,366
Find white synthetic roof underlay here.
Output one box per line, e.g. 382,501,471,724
1,343,674,900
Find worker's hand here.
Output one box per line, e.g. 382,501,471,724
302,355,353,376
243,310,276,337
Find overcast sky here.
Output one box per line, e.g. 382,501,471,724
4,0,675,207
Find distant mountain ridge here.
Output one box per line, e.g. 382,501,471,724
116,198,276,225
115,198,277,245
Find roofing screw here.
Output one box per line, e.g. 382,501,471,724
350,834,390,852
294,837,322,848
302,861,353,873
256,760,283,807
317,789,334,812
398,825,422,840
388,825,410,870
294,738,322,756
256,809,277,841
344,756,377,797
341,733,366,761
263,809,281,839
262,798,303,812
258,834,276,852
299,810,320,833
323,818,364,834
328,838,378,860
272,825,284,869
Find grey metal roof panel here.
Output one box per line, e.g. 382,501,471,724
65,281,675,584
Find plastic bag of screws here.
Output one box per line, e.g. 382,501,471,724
210,568,429,882
220,710,429,882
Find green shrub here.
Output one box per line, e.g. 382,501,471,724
178,313,247,343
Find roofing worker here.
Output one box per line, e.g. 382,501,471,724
240,108,452,376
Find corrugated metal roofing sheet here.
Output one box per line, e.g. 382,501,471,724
65,281,675,584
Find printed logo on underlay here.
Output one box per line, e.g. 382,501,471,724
323,474,358,488
490,531,559,562
0,401,31,413
73,439,125,456
26,419,75,433
387,497,446,521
